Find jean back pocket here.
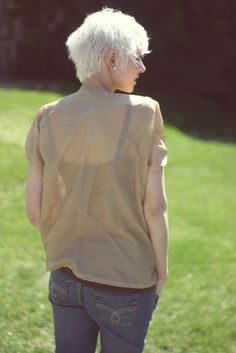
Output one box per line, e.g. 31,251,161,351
93,291,139,328
48,269,70,305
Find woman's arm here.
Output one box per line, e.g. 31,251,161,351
26,164,43,231
143,167,169,295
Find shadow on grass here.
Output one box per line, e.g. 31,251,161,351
1,80,235,143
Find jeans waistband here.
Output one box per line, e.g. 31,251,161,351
60,267,156,294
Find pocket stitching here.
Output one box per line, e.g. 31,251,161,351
49,272,70,304
94,295,138,328
96,302,137,314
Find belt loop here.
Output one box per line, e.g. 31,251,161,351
76,282,82,305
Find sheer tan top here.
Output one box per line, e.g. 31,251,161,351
25,87,167,288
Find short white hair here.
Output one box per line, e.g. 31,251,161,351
65,7,151,82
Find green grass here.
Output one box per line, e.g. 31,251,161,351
0,87,235,353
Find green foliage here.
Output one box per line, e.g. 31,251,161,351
0,88,235,352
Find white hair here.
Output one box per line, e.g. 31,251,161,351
65,7,151,82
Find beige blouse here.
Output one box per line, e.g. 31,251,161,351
25,86,167,288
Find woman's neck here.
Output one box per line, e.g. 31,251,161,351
82,76,115,93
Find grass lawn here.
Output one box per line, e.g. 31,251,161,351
0,87,235,353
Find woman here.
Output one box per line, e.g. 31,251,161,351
25,7,169,353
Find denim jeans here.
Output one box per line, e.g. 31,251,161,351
48,268,159,353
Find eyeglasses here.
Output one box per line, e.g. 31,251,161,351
130,54,145,67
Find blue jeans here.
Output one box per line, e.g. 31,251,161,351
48,268,159,353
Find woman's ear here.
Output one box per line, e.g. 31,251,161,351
104,50,118,70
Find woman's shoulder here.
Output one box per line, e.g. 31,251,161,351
36,91,79,120
115,93,159,112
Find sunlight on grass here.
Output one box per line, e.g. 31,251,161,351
0,88,235,353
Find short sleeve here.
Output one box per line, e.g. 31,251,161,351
25,106,45,173
148,101,168,170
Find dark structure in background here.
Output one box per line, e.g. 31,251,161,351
0,0,235,140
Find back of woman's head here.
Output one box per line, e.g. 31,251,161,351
66,7,150,82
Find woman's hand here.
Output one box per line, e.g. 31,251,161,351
155,274,168,295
